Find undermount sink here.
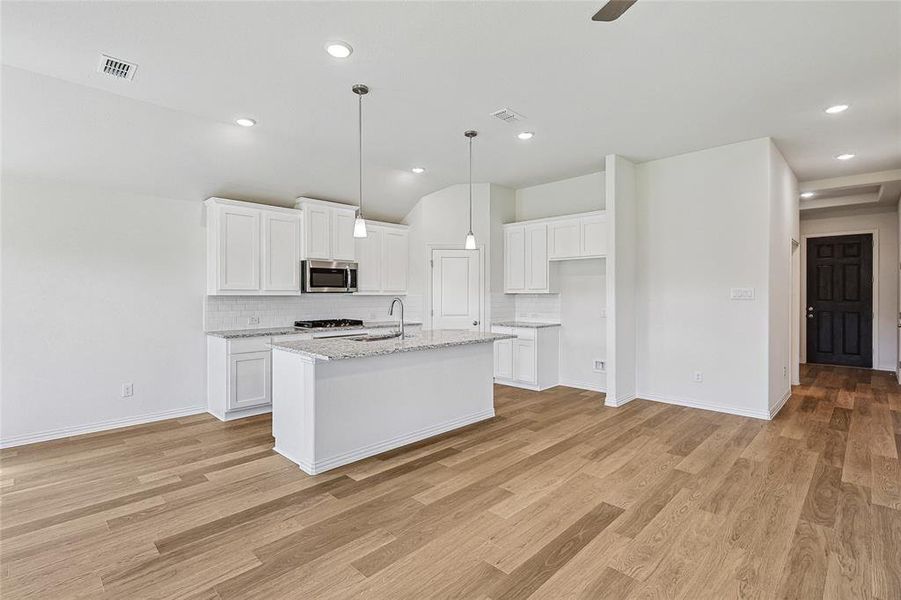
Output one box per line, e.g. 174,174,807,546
348,332,408,342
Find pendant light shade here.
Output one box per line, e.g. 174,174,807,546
464,130,478,250
352,84,369,238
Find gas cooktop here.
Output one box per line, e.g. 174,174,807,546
294,318,364,329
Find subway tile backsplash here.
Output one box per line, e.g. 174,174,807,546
204,294,422,331
513,294,561,322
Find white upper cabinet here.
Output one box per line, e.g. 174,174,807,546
206,198,301,295
505,226,526,292
354,221,408,295
547,219,580,260
296,198,357,261
547,211,606,260
304,204,331,259
525,224,548,291
505,223,552,294
355,226,383,293
217,204,260,291
261,211,301,292
580,213,607,257
381,228,408,293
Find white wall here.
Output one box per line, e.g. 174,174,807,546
557,260,607,391
800,205,899,372
635,139,773,418
768,141,799,409
515,172,605,221
1,175,207,446
403,183,512,330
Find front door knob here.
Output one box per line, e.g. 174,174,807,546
473,320,479,326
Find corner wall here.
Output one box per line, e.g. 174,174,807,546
1,175,207,446
635,139,773,418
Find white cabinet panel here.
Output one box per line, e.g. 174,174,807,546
355,227,382,293
353,222,408,295
494,339,513,379
228,350,271,410
262,211,301,292
381,229,408,293
505,226,526,292
218,206,260,291
332,209,356,260
548,219,580,260
305,205,332,259
525,224,548,292
580,214,607,257
514,340,537,385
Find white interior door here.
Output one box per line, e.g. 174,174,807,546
431,248,481,330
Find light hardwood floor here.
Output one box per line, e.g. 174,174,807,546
2,364,900,599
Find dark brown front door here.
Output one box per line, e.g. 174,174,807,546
806,234,873,368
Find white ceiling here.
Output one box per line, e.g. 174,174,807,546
2,1,900,220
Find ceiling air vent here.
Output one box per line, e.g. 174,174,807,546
97,54,137,81
490,107,526,124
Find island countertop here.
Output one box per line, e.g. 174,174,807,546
206,321,422,339
270,329,515,361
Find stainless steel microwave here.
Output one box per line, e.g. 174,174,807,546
302,260,358,293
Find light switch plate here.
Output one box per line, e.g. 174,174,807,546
730,287,755,300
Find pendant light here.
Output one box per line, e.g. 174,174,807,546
352,84,369,238
464,130,478,250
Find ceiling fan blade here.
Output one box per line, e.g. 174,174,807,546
592,0,637,22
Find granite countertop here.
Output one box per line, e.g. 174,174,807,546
270,329,515,361
493,321,562,329
206,321,422,339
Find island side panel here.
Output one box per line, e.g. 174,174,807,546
310,342,495,474
271,348,317,471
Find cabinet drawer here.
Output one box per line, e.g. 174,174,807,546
228,337,272,354
510,327,536,340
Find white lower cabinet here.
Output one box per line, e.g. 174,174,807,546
229,351,271,411
491,326,560,391
208,326,421,420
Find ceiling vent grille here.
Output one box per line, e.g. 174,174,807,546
97,54,137,81
490,107,526,124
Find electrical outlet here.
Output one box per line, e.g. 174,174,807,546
730,287,755,300
693,371,703,383
247,315,260,326
594,360,606,372
121,383,134,398
783,366,787,378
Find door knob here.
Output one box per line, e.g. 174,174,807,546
473,320,480,326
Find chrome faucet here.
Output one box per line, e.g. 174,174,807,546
388,297,405,339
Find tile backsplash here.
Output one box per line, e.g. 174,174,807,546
205,294,422,331
513,294,561,322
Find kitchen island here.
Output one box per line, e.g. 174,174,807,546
270,329,514,475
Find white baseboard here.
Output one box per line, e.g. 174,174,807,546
208,405,272,422
558,378,606,393
276,408,496,475
0,405,208,449
605,392,637,408
636,391,772,420
769,389,791,419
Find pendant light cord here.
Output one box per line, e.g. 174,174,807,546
358,92,363,218
468,135,473,233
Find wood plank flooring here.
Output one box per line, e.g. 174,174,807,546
2,364,900,599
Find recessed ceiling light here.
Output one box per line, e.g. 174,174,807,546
235,118,256,127
835,153,856,160
825,104,849,114
800,192,815,198
517,131,534,140
326,41,353,58
411,167,425,174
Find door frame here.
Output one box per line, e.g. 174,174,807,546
426,244,486,331
800,228,879,369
